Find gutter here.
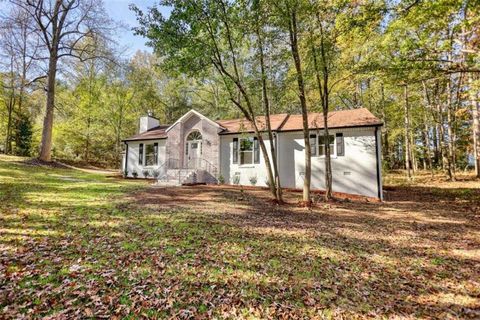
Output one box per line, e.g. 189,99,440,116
374,127,383,200
124,142,129,173
121,137,167,142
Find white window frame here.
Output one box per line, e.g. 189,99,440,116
144,143,157,167
239,137,255,165
312,133,336,158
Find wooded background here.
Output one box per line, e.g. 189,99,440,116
1,0,479,182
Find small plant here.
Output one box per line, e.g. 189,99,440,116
123,170,129,178
142,169,150,178
218,174,225,184
152,169,160,179
232,174,240,185
249,175,257,186
131,170,138,179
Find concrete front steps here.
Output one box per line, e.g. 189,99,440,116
153,168,218,187
154,169,197,186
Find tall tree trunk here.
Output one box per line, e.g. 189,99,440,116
446,78,456,181
424,119,433,175
411,131,417,173
5,95,15,154
310,16,332,201
421,81,433,173
421,131,427,170
469,75,480,178
403,85,412,180
254,11,283,202
322,91,332,201
381,85,390,169
39,54,58,162
85,117,91,162
437,103,451,179
214,2,280,202
433,124,439,168
462,7,479,178
288,9,311,205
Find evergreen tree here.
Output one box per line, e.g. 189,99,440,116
15,113,33,156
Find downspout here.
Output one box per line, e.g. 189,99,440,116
274,132,279,179
374,127,383,200
218,133,222,181
124,142,129,176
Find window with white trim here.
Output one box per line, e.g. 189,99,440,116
310,134,317,156
240,138,253,164
319,135,335,156
310,132,345,157
144,143,158,166
233,137,260,165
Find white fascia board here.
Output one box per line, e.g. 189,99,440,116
165,109,225,132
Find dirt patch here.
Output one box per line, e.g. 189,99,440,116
18,158,71,169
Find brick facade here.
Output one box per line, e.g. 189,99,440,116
165,113,220,173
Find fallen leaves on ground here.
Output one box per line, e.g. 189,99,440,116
1,157,479,319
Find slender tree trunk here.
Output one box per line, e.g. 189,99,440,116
5,55,16,155
437,103,451,179
85,117,91,162
411,131,417,173
404,85,412,180
310,18,332,201
421,81,433,173
446,78,456,181
462,9,479,178
258,35,283,202
469,75,480,178
322,95,332,200
213,2,280,202
433,124,439,167
421,131,427,170
39,54,58,162
288,9,311,205
381,85,390,169
424,119,433,175
5,95,15,154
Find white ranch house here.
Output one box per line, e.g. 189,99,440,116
122,109,383,199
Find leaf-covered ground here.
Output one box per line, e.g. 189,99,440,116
1,156,479,319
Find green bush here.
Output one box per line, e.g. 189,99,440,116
142,169,150,178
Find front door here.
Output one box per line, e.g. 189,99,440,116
185,131,203,168
187,141,201,167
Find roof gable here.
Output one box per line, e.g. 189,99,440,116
166,109,224,133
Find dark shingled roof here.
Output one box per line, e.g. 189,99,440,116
122,125,169,141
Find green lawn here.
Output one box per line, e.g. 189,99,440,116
1,155,479,319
